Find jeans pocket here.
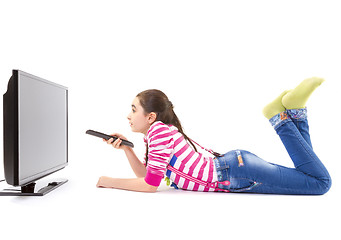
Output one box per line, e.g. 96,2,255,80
229,178,261,192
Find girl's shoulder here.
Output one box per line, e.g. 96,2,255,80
146,121,176,141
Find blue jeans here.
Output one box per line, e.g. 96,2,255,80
214,108,332,195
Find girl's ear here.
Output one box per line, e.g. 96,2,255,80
148,112,157,124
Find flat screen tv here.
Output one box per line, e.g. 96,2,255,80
1,70,68,196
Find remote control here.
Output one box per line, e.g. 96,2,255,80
86,130,134,148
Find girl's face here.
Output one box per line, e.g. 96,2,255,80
127,97,156,135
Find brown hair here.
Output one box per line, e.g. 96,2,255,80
136,89,197,164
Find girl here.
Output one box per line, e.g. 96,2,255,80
96,77,332,195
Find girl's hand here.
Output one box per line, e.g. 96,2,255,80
103,133,129,150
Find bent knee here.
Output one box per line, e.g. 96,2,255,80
313,177,332,195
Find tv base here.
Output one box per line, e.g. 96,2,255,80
0,179,68,196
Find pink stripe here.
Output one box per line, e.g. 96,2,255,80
192,183,200,191
167,165,207,187
149,153,171,158
175,150,195,188
149,139,172,148
148,160,168,166
197,159,208,179
174,135,185,147
149,148,171,154
147,122,163,135
150,146,172,152
173,147,190,187
151,133,172,142
192,158,207,191
188,153,202,173
150,126,169,137
204,159,215,192
183,153,202,189
174,175,180,187
208,159,214,183
170,130,178,135
178,151,197,171
175,143,189,157
182,180,189,189
174,167,206,186
175,149,194,165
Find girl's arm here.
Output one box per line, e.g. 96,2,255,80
106,134,146,178
123,147,147,178
96,176,158,193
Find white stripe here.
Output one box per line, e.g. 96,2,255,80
177,177,185,188
187,181,195,190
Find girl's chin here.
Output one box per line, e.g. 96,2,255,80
131,128,145,134
130,127,138,132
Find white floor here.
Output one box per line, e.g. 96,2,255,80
0,171,339,240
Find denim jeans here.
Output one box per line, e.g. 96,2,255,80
214,108,332,195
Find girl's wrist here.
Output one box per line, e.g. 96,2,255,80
123,146,134,155
123,145,131,151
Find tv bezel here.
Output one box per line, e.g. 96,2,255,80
3,70,68,189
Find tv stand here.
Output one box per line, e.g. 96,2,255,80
0,179,68,196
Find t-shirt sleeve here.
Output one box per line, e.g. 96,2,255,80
144,123,174,187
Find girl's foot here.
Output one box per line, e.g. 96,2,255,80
282,77,325,110
263,90,290,119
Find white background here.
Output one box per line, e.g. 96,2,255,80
0,1,340,239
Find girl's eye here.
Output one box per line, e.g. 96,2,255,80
132,109,136,113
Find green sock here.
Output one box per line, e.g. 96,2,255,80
263,90,290,119
282,77,325,109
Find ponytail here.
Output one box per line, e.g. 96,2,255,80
137,89,197,164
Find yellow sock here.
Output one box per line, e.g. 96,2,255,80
263,90,290,119
282,77,325,109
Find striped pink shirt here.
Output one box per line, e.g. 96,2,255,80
144,121,218,191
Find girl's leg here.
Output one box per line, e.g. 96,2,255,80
275,78,330,186
270,111,331,193
286,108,312,148
215,78,331,194
216,114,331,195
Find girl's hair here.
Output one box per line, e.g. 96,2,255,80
136,89,197,164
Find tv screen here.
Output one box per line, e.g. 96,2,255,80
1,70,68,196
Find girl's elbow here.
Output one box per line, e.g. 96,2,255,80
145,184,158,193
143,180,158,193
